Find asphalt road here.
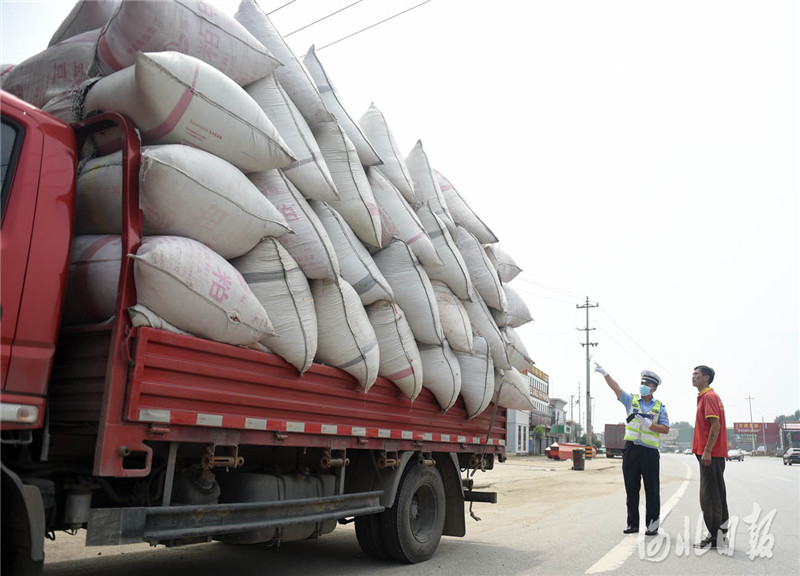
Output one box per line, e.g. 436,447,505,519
43,453,800,576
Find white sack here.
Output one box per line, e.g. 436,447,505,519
1,29,97,109
367,167,441,267
372,240,444,346
462,290,511,370
416,204,473,301
63,235,121,324
129,303,191,336
231,238,317,374
431,280,473,353
49,0,119,46
493,367,534,411
485,244,522,283
492,284,534,328
249,169,339,281
312,277,379,392
84,51,293,173
454,335,494,419
405,141,455,233
303,45,382,166
245,74,339,202
93,0,279,85
133,236,273,346
455,226,506,311
417,340,461,412
359,103,416,202
366,301,423,401
313,120,382,247
235,0,331,124
76,145,291,259
311,201,393,306
436,170,498,244
504,326,535,374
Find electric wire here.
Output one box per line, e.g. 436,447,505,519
316,0,432,51
266,0,297,16
284,0,364,37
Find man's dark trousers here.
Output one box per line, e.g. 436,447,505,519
696,455,728,539
622,441,660,531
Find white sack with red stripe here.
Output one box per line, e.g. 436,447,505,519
313,120,382,247
453,335,494,419
436,170,498,244
304,46,382,166
493,367,534,411
235,0,331,125
133,236,274,346
366,167,441,267
366,301,423,401
455,226,506,311
492,284,533,328
311,201,393,306
462,290,511,370
503,326,535,374
249,170,339,281
76,145,291,259
485,244,522,283
84,51,293,173
372,240,444,346
231,238,317,374
49,0,119,46
63,235,122,324
91,0,278,85
417,340,461,412
416,204,473,301
406,141,455,234
359,103,416,202
312,277,379,392
0,29,97,109
245,74,339,203
431,280,473,353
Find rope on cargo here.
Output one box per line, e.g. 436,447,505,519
317,0,432,51
466,378,504,522
284,0,364,37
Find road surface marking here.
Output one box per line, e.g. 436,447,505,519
585,461,692,573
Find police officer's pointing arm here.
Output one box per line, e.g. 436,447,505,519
594,363,622,400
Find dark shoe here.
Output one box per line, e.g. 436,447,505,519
693,537,715,549
623,526,639,534
645,529,658,536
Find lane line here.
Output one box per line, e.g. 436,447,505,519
585,461,692,574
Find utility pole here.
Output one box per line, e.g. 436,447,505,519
569,394,574,443
577,297,598,446
762,416,767,453
745,396,756,452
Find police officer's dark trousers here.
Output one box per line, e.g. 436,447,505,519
622,441,660,531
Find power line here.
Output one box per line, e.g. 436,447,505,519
267,0,297,16
284,0,364,37
515,275,585,299
317,0,432,51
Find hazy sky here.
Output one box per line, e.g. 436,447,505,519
2,0,797,433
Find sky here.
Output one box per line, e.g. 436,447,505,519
1,0,797,434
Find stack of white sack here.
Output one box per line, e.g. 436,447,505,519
49,0,537,414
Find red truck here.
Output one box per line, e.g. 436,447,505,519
0,91,506,575
604,424,626,458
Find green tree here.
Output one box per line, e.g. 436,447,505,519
533,425,546,440
775,410,800,423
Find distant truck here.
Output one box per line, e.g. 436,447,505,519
604,424,626,458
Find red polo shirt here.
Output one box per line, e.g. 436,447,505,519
693,387,728,457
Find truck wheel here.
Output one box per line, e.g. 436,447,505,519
380,463,445,564
355,513,389,560
1,472,44,576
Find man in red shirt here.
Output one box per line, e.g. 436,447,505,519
691,365,729,549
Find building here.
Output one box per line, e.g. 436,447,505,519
549,398,569,445
507,409,530,454
507,367,550,455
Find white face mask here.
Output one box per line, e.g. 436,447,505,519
639,384,653,396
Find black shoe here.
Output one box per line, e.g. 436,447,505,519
645,529,658,536
693,537,715,549
623,526,639,534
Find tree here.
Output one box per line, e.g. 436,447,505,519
533,425,546,440
775,410,800,423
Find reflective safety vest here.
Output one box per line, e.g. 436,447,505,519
624,395,662,448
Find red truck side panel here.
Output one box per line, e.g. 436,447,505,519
1,92,76,401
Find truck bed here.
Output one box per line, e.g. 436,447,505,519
49,325,506,477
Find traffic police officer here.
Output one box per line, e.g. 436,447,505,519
595,363,670,535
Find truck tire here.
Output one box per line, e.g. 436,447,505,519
380,463,445,564
355,513,389,560
1,471,44,576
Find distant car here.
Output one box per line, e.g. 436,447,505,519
683,448,693,455
783,448,800,466
727,449,745,461
742,449,751,456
